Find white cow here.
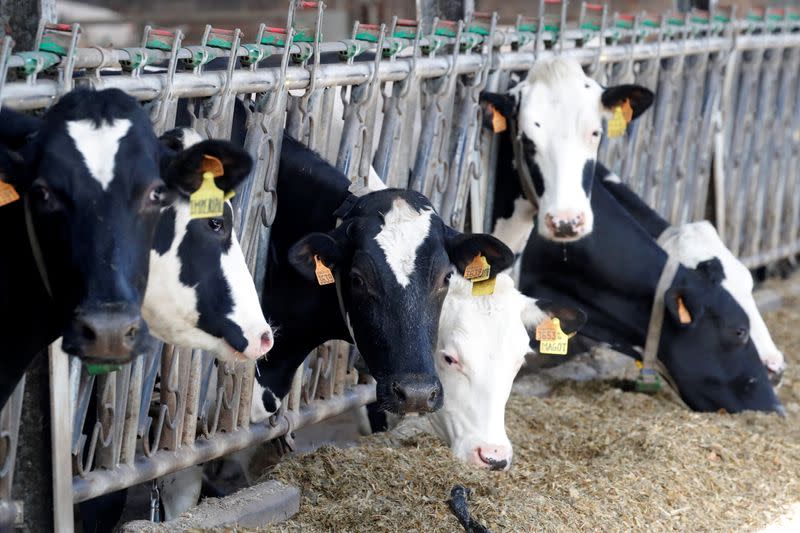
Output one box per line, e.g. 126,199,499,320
430,272,567,470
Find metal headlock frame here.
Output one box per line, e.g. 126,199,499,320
0,1,798,529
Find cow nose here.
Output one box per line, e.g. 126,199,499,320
389,375,443,414
768,368,784,388
260,331,274,354
474,445,512,471
544,211,587,239
64,308,143,362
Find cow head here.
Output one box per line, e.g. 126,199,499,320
431,273,585,470
481,57,654,242
142,128,273,363
658,221,786,384
0,90,189,362
660,258,783,414
289,189,515,415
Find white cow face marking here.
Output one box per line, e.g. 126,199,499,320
658,221,786,379
515,58,603,242
374,198,434,288
429,273,547,470
482,57,654,243
66,118,132,190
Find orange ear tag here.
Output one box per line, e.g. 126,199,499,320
676,296,692,324
535,317,569,355
0,179,20,207
463,254,494,296
490,104,507,133
463,254,491,282
189,155,226,219
314,255,335,286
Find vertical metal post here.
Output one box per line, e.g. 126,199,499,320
417,0,474,32
50,343,73,533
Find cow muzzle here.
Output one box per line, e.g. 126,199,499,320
383,374,443,415
543,210,589,241
471,444,512,471
62,305,144,362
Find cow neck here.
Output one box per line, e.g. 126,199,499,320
23,195,53,298
0,200,62,408
331,183,371,339
509,119,539,208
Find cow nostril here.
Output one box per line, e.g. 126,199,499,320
427,389,438,407
81,324,97,342
124,325,139,341
260,332,274,354
392,382,406,403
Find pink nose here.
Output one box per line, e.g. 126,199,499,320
471,445,512,471
544,210,587,239
260,331,274,355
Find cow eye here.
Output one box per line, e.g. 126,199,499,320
534,121,541,128
443,271,453,286
350,273,365,290
735,326,749,344
207,218,224,232
592,130,601,138
443,354,457,366
30,184,50,205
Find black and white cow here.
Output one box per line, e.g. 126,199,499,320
598,169,787,382
77,126,273,533
480,56,654,243
516,176,782,413
144,128,273,361
255,134,514,416
0,89,254,409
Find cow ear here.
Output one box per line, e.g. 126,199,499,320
444,229,515,278
162,140,253,196
288,232,343,283
601,84,654,121
0,147,27,189
695,257,726,286
0,108,41,190
535,299,587,335
479,91,517,132
665,287,705,328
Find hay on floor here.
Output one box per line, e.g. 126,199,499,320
258,288,800,532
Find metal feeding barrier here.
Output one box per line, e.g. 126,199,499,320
0,0,798,529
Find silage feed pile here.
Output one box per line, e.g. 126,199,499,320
263,291,800,533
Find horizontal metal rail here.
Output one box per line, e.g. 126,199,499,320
72,383,375,503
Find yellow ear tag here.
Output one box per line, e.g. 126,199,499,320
607,106,627,138
535,317,570,355
314,255,335,286
189,155,225,219
676,296,692,324
0,179,20,207
607,99,633,139
489,104,507,133
472,278,496,296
